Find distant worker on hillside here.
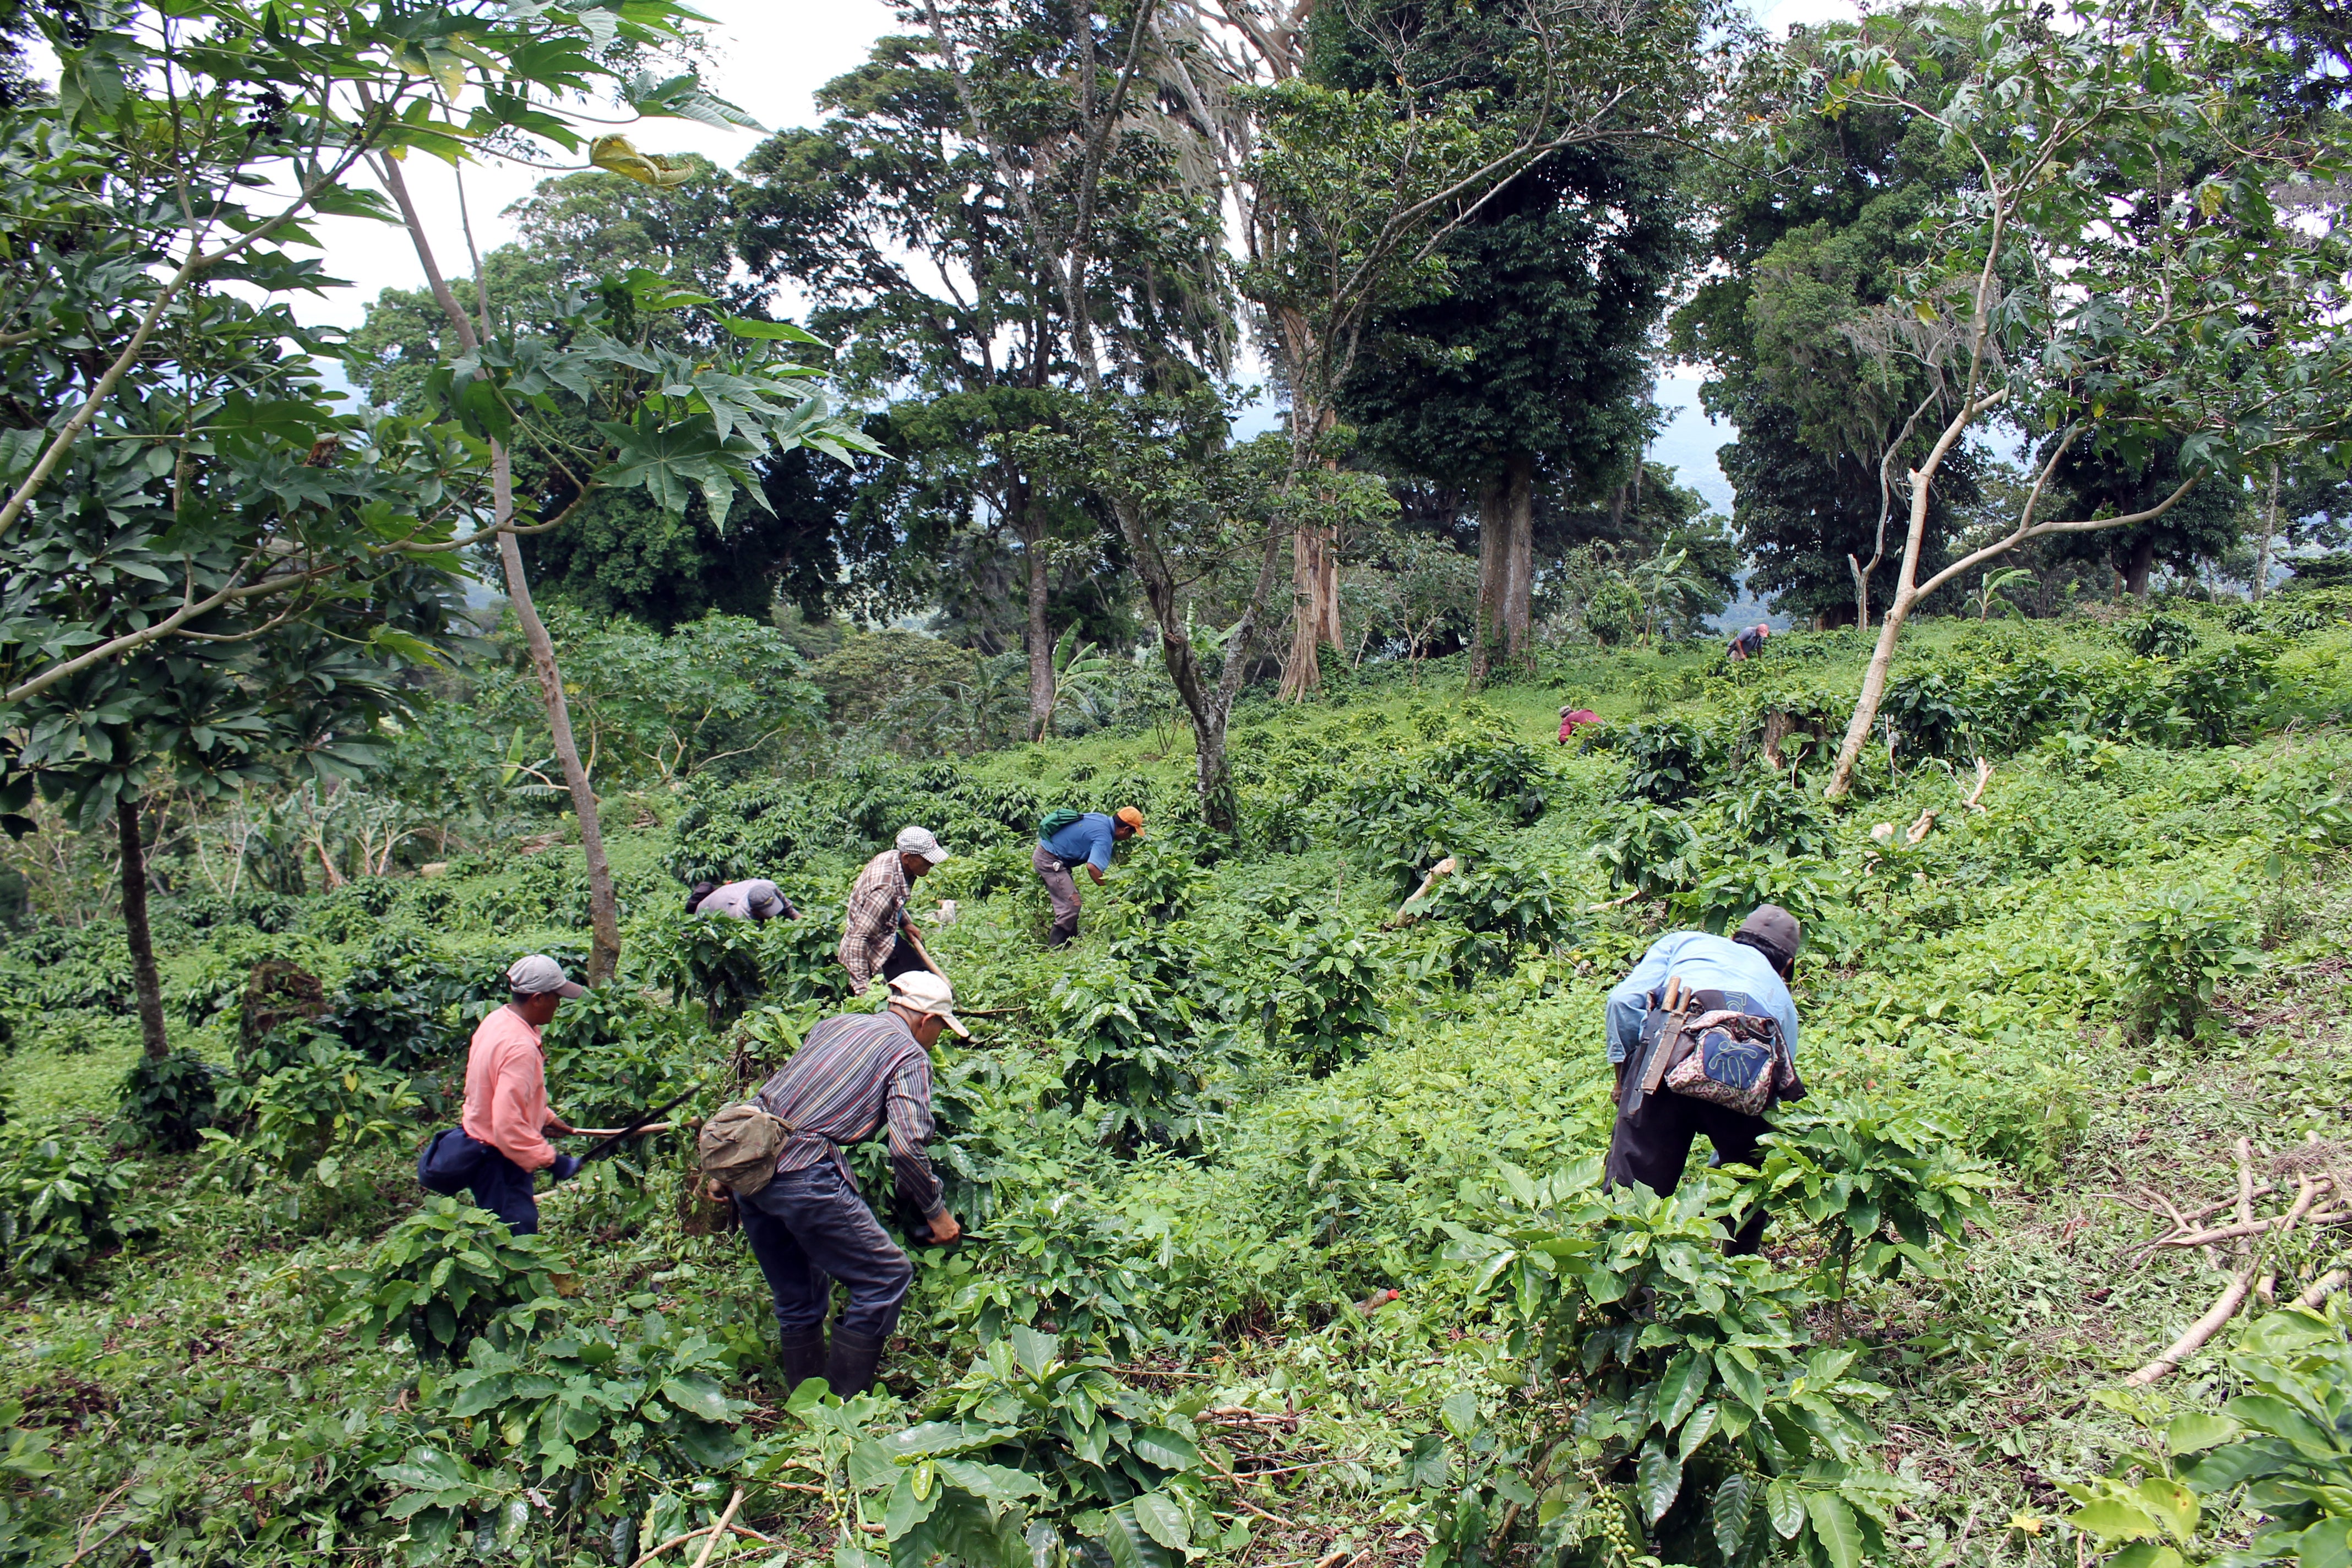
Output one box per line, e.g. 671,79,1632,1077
417,954,586,1235
687,878,801,922
700,968,968,1399
1033,805,1142,948
1557,706,1600,746
840,826,949,993
1602,906,1806,1254
1727,623,1771,661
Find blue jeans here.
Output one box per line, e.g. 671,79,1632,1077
418,1128,539,1235
737,1160,912,1341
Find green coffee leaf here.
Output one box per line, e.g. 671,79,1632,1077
2164,1412,2239,1455
1765,1477,1804,1540
937,1459,1050,1504
1636,1441,1683,1525
1804,1491,1865,1568
1101,1503,1173,1568
1129,1426,1200,1472
1130,1491,1189,1550
1712,1471,1755,1559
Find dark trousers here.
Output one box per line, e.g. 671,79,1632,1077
879,942,928,984
1604,1087,1770,1255
419,1128,540,1235
471,1151,540,1235
737,1159,913,1341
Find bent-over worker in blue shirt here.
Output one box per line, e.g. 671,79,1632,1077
1601,905,1803,1254
1032,806,1142,948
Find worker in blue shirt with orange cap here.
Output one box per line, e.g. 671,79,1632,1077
1031,805,1142,947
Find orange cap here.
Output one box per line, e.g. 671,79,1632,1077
1115,806,1145,836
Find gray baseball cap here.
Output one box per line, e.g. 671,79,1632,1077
1734,906,1803,967
896,825,949,864
507,954,586,998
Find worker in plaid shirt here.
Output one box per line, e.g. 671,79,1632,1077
837,825,949,993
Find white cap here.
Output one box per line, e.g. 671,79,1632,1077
885,968,968,1037
508,954,585,998
896,825,949,864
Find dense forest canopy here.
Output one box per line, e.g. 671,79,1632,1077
2,0,2351,1565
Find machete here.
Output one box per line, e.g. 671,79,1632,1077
565,1079,711,1173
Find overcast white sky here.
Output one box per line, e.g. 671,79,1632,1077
299,0,1859,329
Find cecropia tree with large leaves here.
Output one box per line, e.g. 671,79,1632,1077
361,49,875,989
0,0,871,1051
1800,0,2352,799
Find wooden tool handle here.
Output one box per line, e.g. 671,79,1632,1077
902,924,948,982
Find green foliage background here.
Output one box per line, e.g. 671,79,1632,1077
1,605,2350,1567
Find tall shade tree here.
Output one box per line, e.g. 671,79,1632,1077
907,0,1275,826
2047,436,2246,598
733,21,1217,737
1156,0,1733,696
356,70,872,987
1796,0,2352,799
1339,137,1690,685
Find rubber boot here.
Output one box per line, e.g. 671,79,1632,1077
777,1326,826,1397
825,1329,886,1400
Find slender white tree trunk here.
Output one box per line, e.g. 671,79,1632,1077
494,448,623,983
377,154,622,982
1826,460,1937,799
2256,462,2279,603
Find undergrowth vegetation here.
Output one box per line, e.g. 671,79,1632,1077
3,606,2351,1568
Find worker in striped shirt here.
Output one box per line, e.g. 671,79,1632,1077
736,969,968,1398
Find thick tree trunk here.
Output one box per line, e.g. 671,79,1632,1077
1277,412,1345,701
494,446,623,985
2125,535,2156,599
1278,521,1332,698
1499,453,1536,669
1017,483,1054,742
1469,473,1508,689
1470,454,1536,687
118,797,170,1060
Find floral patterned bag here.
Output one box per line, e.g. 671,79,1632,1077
1662,1008,1794,1116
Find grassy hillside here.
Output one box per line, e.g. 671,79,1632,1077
3,600,2351,1568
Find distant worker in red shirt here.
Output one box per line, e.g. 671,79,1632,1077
1557,706,1600,746
416,954,586,1235
1728,623,1771,661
